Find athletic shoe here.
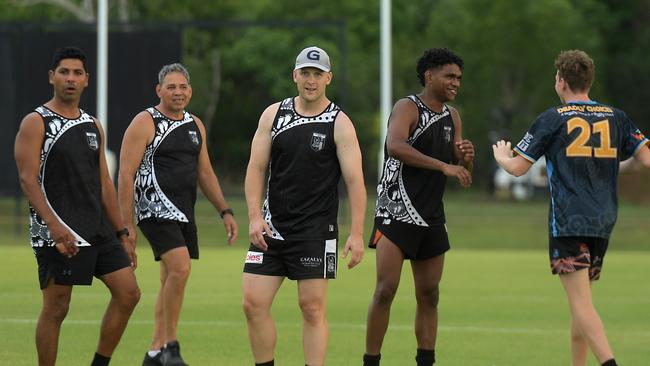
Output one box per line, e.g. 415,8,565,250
141,351,163,366
162,341,188,366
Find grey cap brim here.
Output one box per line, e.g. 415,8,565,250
294,63,330,72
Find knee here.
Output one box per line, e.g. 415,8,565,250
416,285,440,308
118,286,141,310
242,295,269,321
167,264,191,282
43,296,71,323
299,299,326,325
373,282,398,306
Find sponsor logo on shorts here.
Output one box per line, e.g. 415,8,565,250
245,251,263,264
300,257,322,268
326,253,336,275
86,132,99,150
62,269,72,276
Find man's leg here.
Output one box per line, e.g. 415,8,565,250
96,267,141,357
242,273,284,364
298,279,329,366
559,270,614,364
365,236,405,357
148,264,168,353
571,316,589,366
159,247,191,343
36,280,73,366
411,254,444,365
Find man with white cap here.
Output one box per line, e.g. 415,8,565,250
242,46,366,366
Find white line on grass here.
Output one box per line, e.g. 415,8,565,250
2,318,649,337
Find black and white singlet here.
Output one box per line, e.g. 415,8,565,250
134,107,202,224
374,95,455,227
29,106,114,247
263,97,343,241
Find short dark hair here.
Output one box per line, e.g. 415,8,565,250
555,50,594,93
51,46,88,71
416,48,463,86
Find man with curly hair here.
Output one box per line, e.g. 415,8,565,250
364,48,475,366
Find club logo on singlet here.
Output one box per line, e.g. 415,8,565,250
311,132,326,151
188,130,199,145
85,132,99,150
443,126,452,143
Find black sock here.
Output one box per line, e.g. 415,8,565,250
416,348,435,366
363,353,381,366
255,360,274,366
602,359,618,366
90,353,111,366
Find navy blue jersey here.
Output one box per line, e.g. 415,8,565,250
262,97,342,241
134,107,202,223
374,95,455,227
514,101,649,238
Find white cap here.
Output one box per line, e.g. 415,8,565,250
294,46,331,72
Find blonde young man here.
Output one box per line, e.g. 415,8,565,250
242,46,366,366
493,50,650,366
118,63,238,366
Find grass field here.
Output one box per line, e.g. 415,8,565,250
1,194,649,365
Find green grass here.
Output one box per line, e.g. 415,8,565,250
1,194,649,365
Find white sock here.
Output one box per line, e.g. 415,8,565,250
148,350,161,357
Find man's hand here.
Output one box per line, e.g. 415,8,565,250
249,216,271,251
50,221,79,257
492,140,514,165
120,233,137,269
342,234,364,269
442,164,472,188
223,214,238,245
456,139,475,164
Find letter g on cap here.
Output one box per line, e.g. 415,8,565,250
307,50,320,60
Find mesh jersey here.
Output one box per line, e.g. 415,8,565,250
29,106,114,247
134,107,202,223
514,101,649,238
262,97,342,241
374,95,455,227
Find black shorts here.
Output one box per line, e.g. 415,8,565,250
34,240,131,289
139,218,198,261
243,237,338,280
549,236,609,281
369,218,450,260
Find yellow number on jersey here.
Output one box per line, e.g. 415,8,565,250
566,118,617,158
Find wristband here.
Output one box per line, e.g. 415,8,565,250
116,227,129,238
220,208,234,218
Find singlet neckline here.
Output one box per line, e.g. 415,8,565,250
41,105,83,120
413,95,447,115
291,97,333,119
153,107,187,122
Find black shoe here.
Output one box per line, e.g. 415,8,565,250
162,341,188,366
141,351,163,366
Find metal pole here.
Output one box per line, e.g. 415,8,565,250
379,0,391,176
97,0,108,137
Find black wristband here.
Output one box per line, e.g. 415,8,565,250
220,208,234,218
116,227,129,238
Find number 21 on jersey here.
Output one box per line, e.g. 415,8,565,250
566,117,617,158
